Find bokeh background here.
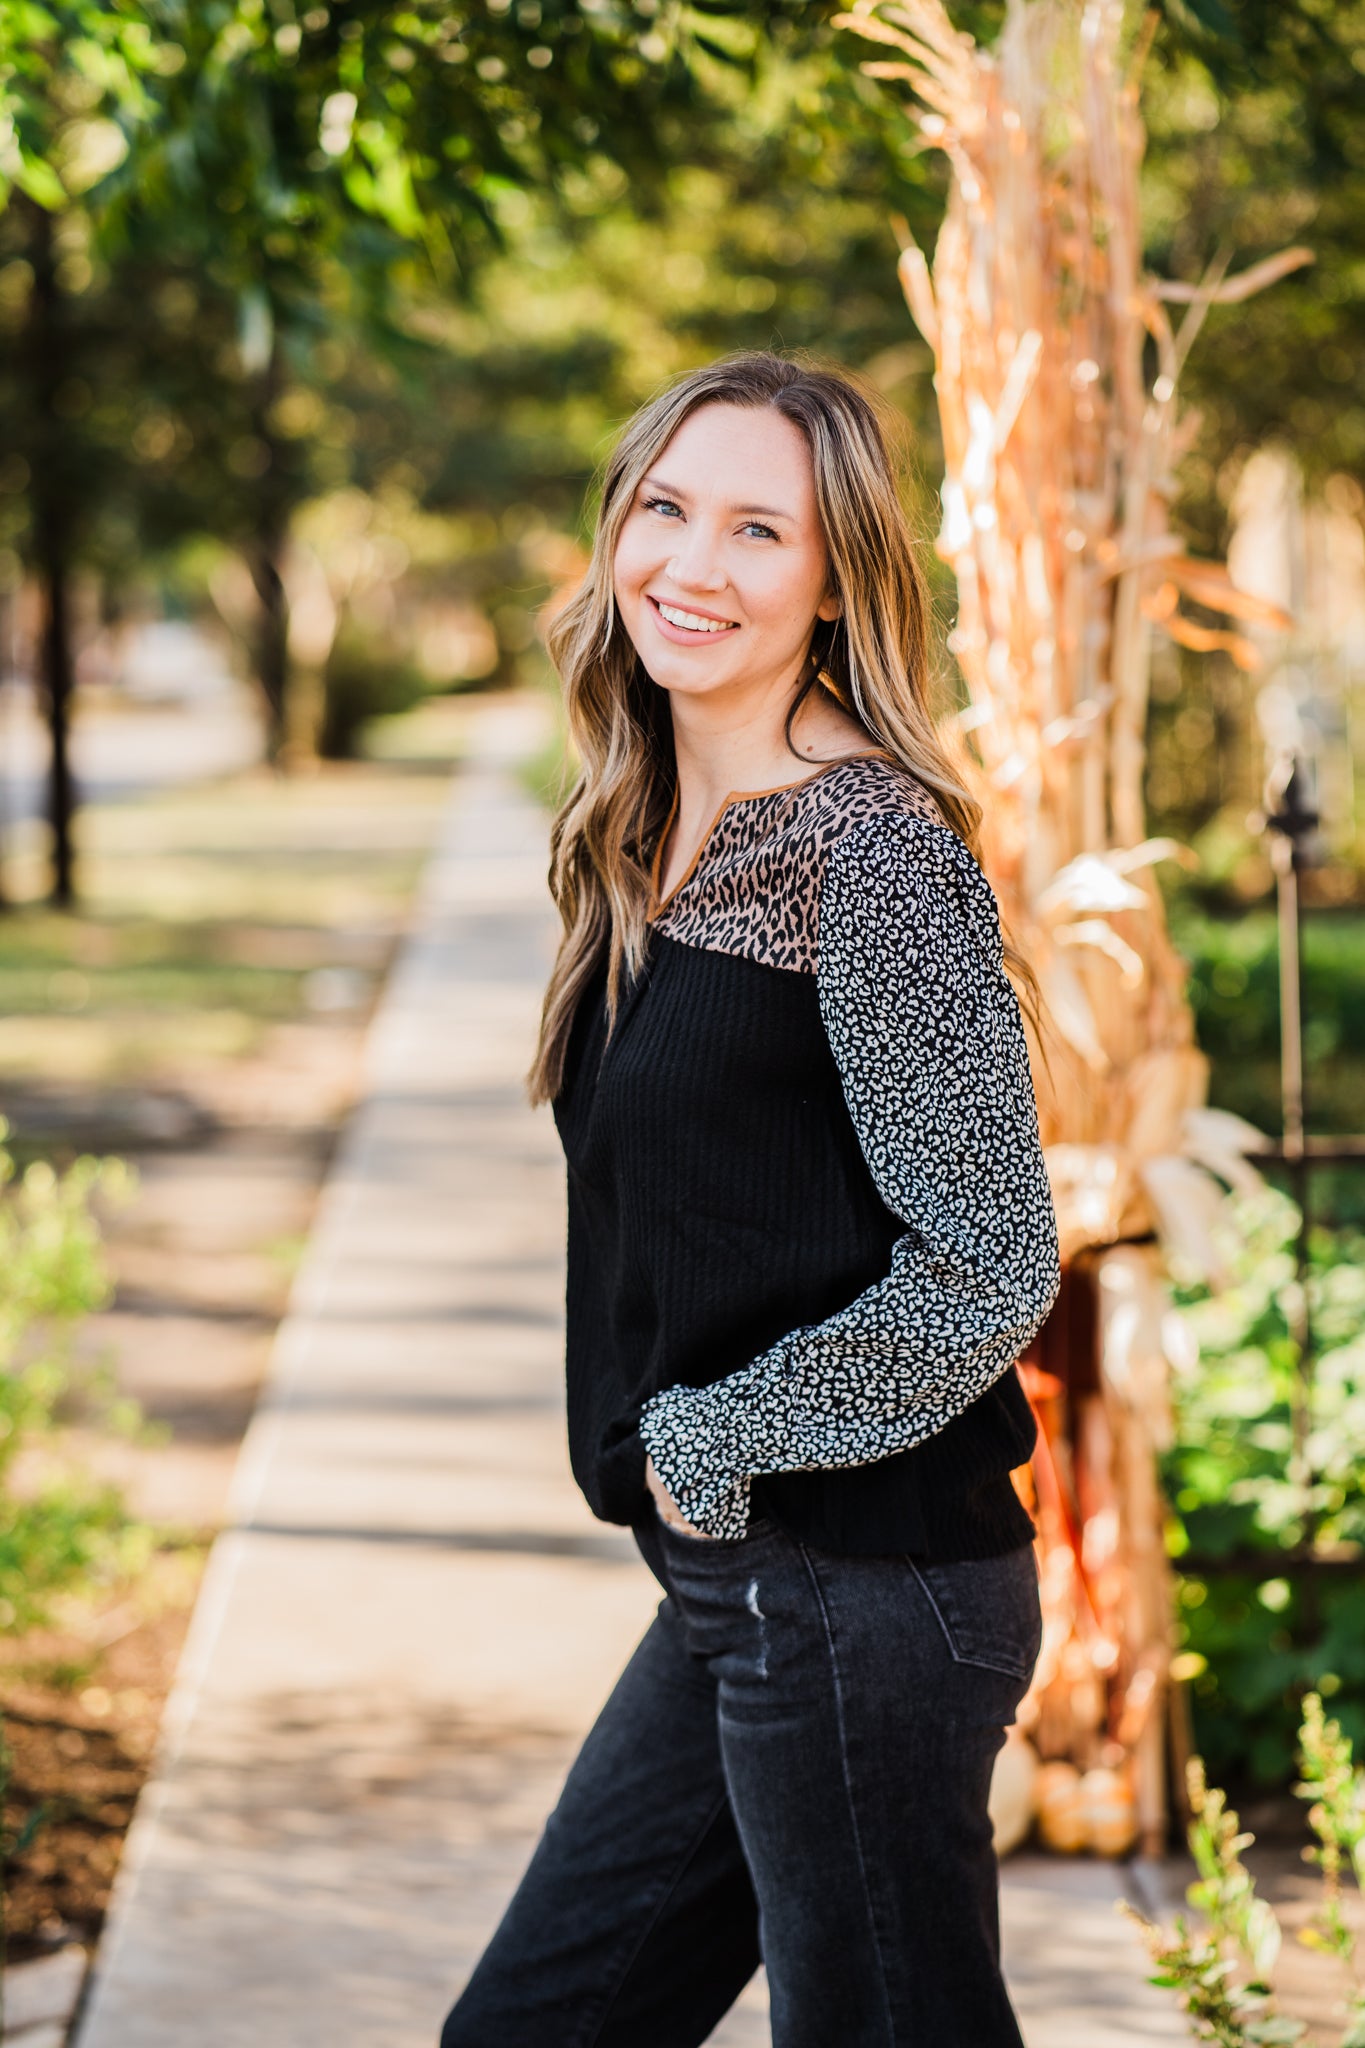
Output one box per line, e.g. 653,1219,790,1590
1,0,1364,2000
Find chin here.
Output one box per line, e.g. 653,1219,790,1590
647,662,735,700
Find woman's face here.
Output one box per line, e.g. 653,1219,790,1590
612,401,840,708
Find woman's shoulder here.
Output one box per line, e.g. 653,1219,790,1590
792,750,952,847
650,751,961,977
812,759,1003,971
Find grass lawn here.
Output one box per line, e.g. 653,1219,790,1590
0,697,467,1108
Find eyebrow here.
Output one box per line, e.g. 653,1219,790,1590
640,474,797,523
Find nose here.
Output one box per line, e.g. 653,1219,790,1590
666,522,728,596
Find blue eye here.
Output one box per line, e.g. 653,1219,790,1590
742,522,779,541
643,495,682,518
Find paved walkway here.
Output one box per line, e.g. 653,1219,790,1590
1,677,263,827
75,697,1185,2048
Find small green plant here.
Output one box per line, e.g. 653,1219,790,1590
0,1117,148,1997
1166,1188,1365,1785
1127,1694,1365,2045
0,1120,147,1634
1295,1694,1365,2044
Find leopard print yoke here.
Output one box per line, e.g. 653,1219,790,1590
649,752,950,973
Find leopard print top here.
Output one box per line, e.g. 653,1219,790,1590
649,751,950,972
636,750,1061,1540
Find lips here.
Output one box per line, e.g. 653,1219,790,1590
647,596,739,636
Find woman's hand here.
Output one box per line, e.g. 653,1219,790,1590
645,1454,711,1538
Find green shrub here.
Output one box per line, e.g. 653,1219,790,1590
1172,908,1365,1168
0,1123,147,1635
320,632,431,760
1127,1694,1365,2046
1167,1190,1365,1787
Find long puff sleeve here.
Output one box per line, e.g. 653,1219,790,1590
638,813,1060,1540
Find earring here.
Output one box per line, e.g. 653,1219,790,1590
817,667,854,711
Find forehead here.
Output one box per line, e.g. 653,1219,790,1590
653,402,816,512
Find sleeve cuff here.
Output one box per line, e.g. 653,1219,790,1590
639,1382,753,1540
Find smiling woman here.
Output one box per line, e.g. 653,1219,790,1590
618,410,836,659
440,353,1061,2048
613,403,852,901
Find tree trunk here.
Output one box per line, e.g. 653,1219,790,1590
0,592,13,910
28,203,77,907
246,334,290,764
36,525,75,907
247,514,289,764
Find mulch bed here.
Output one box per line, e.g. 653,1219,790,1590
1,1575,202,1962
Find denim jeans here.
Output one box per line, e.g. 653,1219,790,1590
440,1509,1040,2048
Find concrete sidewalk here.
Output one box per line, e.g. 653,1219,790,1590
75,697,1184,2048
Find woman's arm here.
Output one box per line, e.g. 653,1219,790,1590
638,812,1060,1541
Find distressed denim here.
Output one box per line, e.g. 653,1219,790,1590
440,1510,1040,2048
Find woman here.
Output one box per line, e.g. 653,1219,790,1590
441,353,1060,2048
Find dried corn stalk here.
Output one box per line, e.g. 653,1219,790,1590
837,0,1310,1848
838,0,1306,1262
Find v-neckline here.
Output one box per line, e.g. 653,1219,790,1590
648,749,893,920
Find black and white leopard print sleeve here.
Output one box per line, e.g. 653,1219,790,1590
638,811,1061,1541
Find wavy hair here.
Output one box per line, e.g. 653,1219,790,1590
530,350,1029,1104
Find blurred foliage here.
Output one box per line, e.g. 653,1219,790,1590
1167,1189,1365,1787
1144,0,1365,531
0,0,869,815
0,2,1357,750
0,1121,147,1636
320,626,429,758
2,0,1359,772
1169,905,1365,1152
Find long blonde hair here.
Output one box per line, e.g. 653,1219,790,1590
530,350,1010,1104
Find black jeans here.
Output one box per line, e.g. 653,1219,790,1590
440,1509,1040,2048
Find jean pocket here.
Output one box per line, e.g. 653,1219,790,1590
908,1545,1042,1682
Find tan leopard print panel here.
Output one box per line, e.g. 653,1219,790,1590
650,753,950,975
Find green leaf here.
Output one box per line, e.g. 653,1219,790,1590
1244,1897,1282,1979
14,148,66,209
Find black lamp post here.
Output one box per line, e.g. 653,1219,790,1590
1258,751,1319,1539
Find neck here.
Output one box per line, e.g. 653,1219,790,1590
654,669,875,905
668,670,867,817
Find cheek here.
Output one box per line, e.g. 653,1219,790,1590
751,555,826,633
613,523,657,600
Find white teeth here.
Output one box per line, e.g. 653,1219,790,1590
656,602,735,633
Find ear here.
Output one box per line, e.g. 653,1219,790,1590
816,589,842,623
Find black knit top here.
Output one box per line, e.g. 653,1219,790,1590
552,752,1060,1559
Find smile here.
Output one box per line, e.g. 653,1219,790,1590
648,597,739,636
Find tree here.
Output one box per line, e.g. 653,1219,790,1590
0,0,821,897
0,1,169,905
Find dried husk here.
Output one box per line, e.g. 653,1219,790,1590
839,0,1309,1845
